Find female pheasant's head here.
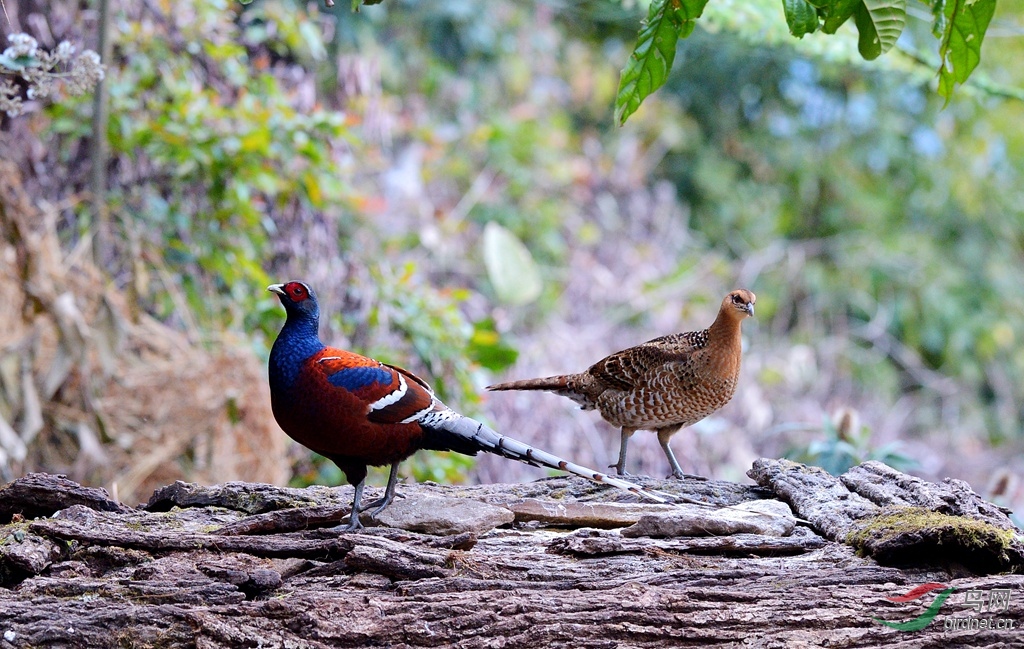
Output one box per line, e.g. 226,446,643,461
268,281,320,321
722,289,756,321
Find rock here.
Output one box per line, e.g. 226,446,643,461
510,498,678,528
371,493,514,535
621,500,797,538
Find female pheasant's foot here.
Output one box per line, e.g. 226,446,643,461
668,469,707,481
609,463,632,477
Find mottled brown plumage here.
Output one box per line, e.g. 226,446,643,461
487,289,756,478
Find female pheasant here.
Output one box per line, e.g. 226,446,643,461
487,289,755,479
267,280,670,530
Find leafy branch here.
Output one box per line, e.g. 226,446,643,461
614,0,709,126
935,0,996,101
613,0,1001,123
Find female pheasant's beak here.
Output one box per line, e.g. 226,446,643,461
268,284,286,296
745,303,755,316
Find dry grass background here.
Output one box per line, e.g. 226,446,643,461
0,160,288,503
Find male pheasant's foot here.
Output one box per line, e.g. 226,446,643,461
330,513,363,532
359,489,405,519
359,493,396,513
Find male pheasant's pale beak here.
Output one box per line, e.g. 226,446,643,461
268,284,286,295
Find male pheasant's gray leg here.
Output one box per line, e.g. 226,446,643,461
657,425,687,479
337,480,365,531
362,462,401,517
611,427,636,475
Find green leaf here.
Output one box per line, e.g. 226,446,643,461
852,0,906,60
936,0,995,100
467,318,519,372
482,222,543,306
614,0,709,126
821,0,861,34
0,53,38,71
783,0,820,38
930,0,948,38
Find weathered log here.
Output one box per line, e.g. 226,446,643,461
145,479,343,514
1,466,1022,648
29,507,352,560
548,525,826,557
0,473,127,523
749,458,1024,573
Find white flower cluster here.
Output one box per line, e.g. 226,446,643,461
3,33,39,59
0,33,106,117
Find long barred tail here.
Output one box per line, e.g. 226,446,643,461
427,412,671,505
486,376,570,392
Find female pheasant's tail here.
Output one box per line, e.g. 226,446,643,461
422,410,672,505
486,375,571,392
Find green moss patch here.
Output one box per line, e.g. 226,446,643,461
846,506,1023,574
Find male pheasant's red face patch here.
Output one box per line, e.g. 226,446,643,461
284,282,311,302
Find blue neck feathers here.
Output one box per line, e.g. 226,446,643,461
269,308,325,390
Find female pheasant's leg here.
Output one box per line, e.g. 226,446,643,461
362,463,401,517
611,427,636,475
657,425,686,479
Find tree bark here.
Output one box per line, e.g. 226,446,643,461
1,465,1021,648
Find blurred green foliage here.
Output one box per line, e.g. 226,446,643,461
50,0,351,334
42,0,524,486
787,415,918,475
32,0,1024,485
657,33,1024,444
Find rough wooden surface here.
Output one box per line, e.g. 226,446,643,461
1,466,1022,648
750,458,1024,573
0,473,128,523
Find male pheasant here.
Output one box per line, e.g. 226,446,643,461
267,280,670,530
487,289,756,479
